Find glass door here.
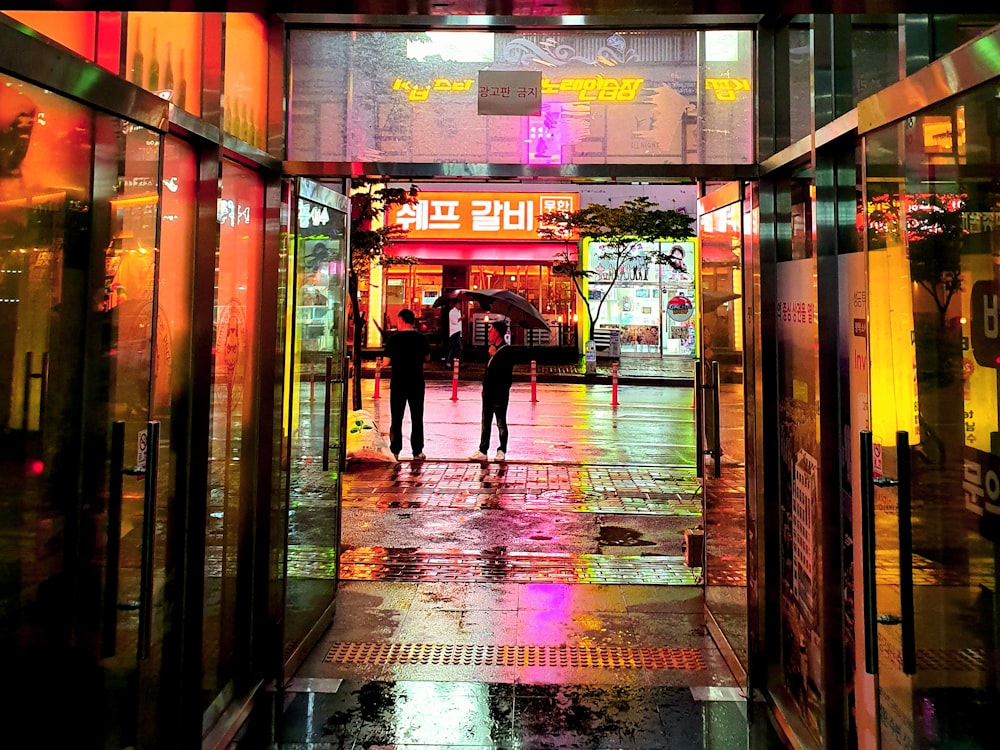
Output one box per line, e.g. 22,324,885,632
0,75,170,745
864,82,997,750
698,188,748,683
282,179,349,675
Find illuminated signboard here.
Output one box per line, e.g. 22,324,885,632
391,75,745,104
541,76,643,102
391,76,644,103
386,192,578,240
704,78,751,101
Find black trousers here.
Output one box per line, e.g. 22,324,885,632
389,385,425,455
478,396,509,454
446,332,462,364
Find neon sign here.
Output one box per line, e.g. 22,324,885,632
386,191,578,240
705,78,751,101
540,76,643,102
391,76,643,103
392,78,474,101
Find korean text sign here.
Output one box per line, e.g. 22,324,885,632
386,191,578,241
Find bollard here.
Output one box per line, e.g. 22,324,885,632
530,360,538,402
309,365,315,403
450,358,460,401
373,357,382,399
611,361,619,406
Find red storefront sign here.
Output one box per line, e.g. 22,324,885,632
386,191,578,241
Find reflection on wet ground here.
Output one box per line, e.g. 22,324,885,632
235,379,781,748
274,680,763,750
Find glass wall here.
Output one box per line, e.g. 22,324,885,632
282,182,348,669
698,193,748,689
288,28,753,166
202,158,265,708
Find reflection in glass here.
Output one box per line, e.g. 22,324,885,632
700,200,747,685
283,192,348,666
203,159,263,704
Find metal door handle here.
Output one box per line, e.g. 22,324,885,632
137,421,160,660
700,361,722,479
102,420,126,658
323,355,333,471
859,429,916,675
895,430,916,675
859,430,879,675
695,363,704,479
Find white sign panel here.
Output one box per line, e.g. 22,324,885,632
477,70,542,116
137,430,148,472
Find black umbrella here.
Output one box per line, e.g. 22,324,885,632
434,288,550,329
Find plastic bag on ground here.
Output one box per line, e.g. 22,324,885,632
345,409,396,463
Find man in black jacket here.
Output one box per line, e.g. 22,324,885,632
470,320,515,461
382,308,430,461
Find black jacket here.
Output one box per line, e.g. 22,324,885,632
482,344,515,403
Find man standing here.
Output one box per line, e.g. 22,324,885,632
382,308,430,461
469,319,515,461
445,298,463,367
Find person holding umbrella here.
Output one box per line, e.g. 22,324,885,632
469,319,516,462
382,308,430,461
444,298,463,367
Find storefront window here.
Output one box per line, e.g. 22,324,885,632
587,240,697,357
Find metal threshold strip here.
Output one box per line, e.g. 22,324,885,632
325,642,708,670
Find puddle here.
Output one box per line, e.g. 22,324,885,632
599,525,655,546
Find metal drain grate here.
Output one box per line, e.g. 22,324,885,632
324,642,707,670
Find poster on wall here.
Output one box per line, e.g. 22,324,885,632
776,257,824,741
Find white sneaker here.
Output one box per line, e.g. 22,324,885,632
413,453,426,460
468,450,488,461
494,450,506,461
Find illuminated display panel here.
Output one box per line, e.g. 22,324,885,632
125,12,202,115
4,12,97,60
224,13,268,150
288,29,753,166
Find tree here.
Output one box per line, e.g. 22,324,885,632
348,178,418,410
538,196,695,341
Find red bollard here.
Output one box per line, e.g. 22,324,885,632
373,357,382,399
450,358,460,401
530,360,538,403
611,361,619,406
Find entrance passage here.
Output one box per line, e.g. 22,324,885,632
235,377,783,748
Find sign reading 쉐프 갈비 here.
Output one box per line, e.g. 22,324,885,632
386,191,578,241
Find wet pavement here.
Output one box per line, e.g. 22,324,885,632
236,363,785,749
